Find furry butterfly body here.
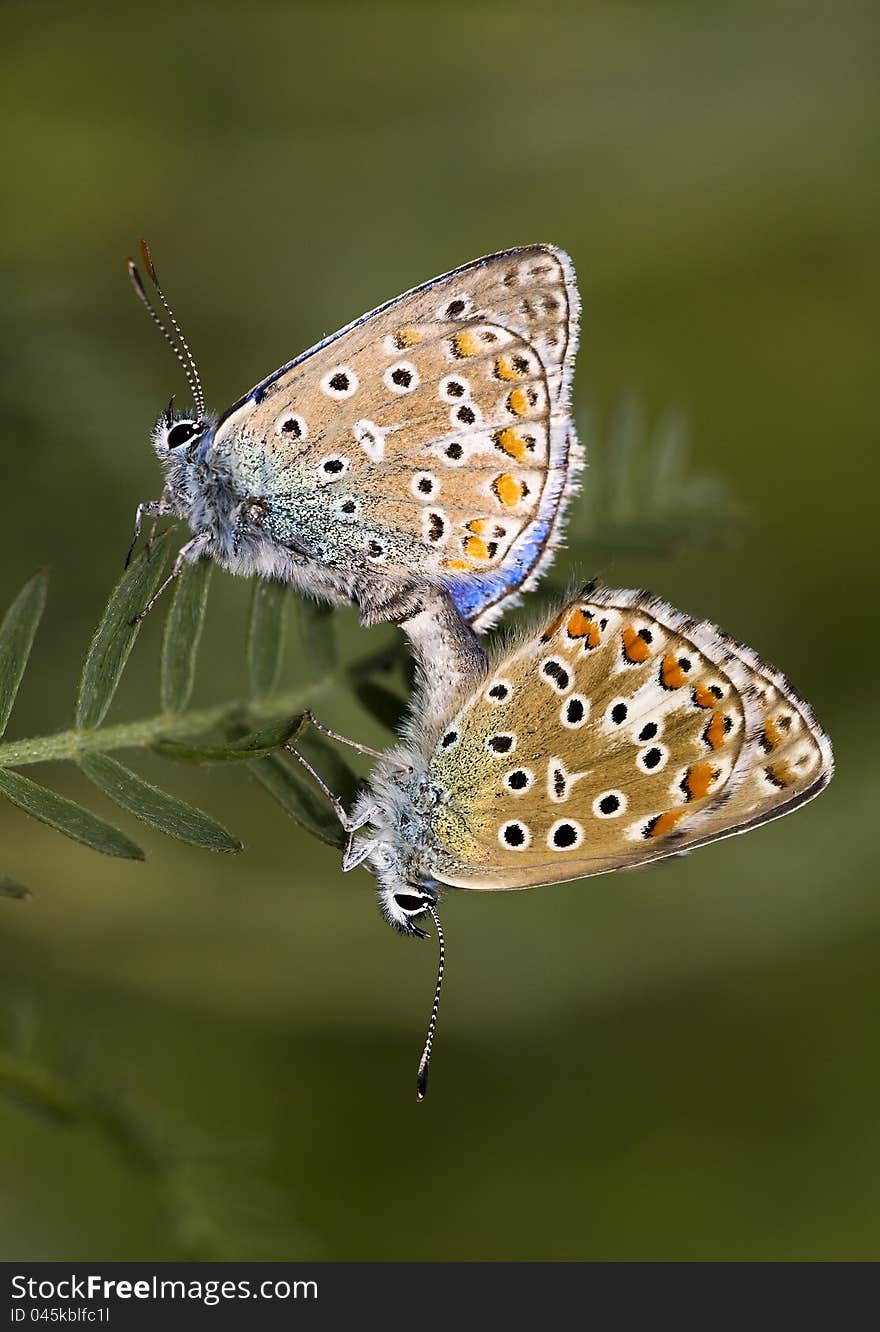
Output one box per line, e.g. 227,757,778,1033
132,244,581,629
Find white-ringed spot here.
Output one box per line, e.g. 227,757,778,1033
450,402,482,429
547,819,585,851
318,455,350,480
353,419,387,463
320,366,359,399
539,657,573,694
423,509,449,545
503,767,534,796
485,680,513,705
383,361,420,395
274,412,307,440
560,694,590,729
592,790,627,819
412,472,440,500
637,744,669,773
439,375,471,403
498,820,531,851
438,294,474,320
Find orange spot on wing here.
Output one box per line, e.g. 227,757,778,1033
541,610,567,642
507,387,530,417
452,330,480,358
467,518,488,535
446,558,472,571
494,355,523,381
567,609,601,648
763,717,784,750
463,535,491,560
394,327,422,348
621,625,651,663
692,682,715,709
661,654,688,689
704,712,727,750
648,809,687,838
494,427,528,461
767,761,794,788
493,474,524,508
683,762,716,802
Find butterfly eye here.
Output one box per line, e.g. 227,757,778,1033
393,892,431,914
166,420,200,449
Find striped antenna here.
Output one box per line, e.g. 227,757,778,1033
416,905,445,1102
126,241,205,420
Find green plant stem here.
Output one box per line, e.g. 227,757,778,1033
0,679,335,769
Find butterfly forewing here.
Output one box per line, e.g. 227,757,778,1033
208,246,580,627
425,588,832,890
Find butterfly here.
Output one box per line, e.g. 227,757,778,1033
126,241,581,630
292,583,833,1099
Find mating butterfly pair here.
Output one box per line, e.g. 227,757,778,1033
129,243,833,1098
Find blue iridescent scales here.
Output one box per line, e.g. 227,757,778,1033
207,245,580,629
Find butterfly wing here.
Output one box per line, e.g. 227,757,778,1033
424,587,832,890
208,246,580,627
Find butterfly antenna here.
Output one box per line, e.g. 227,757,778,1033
126,241,206,421
416,905,445,1102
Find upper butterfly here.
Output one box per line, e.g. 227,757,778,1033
126,241,581,630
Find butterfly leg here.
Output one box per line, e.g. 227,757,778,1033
124,498,172,569
285,745,381,873
300,710,386,762
130,532,211,624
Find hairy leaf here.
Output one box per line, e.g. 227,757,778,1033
0,570,48,738
77,533,171,730
154,714,307,762
297,599,336,673
248,580,288,699
160,558,212,713
79,752,241,852
248,754,344,849
0,768,144,859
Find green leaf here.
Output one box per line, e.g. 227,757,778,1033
76,532,171,730
0,768,144,860
353,679,408,732
248,754,344,848
79,752,241,853
160,557,212,713
297,599,336,673
0,876,31,901
0,570,48,738
154,714,307,763
295,727,362,810
248,580,288,699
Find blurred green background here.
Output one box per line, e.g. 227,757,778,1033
0,0,877,1260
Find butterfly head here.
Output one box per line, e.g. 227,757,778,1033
151,400,214,462
378,880,438,938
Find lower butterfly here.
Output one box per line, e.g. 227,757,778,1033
127,241,581,631
291,584,833,1099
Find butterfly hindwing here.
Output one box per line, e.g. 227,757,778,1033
208,246,580,627
425,588,832,890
